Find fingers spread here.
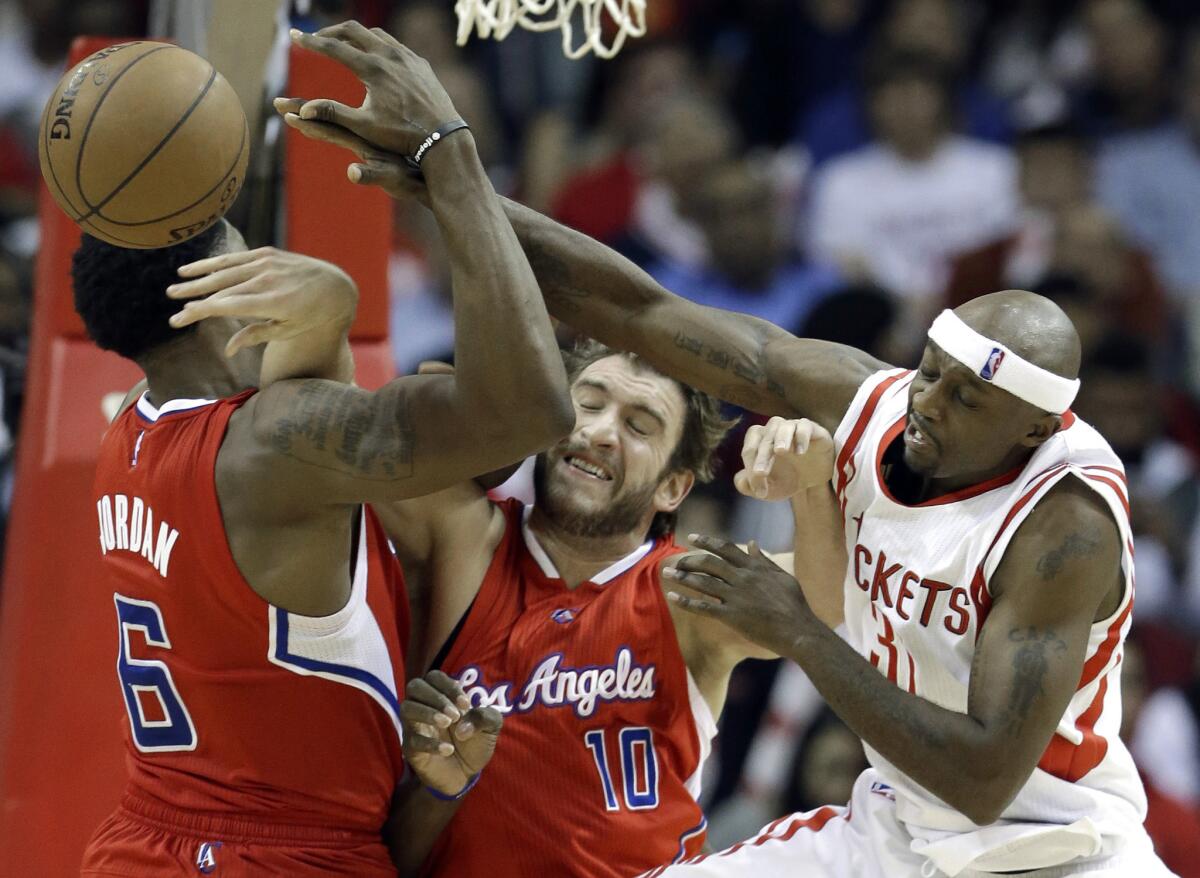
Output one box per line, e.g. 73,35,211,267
316,20,386,51
281,113,373,160
666,592,725,617
670,550,738,583
290,28,376,77
225,321,285,357
661,564,731,599
687,534,752,566
175,247,263,279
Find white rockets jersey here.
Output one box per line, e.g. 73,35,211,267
832,369,1146,864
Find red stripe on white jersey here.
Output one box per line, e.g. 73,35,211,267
836,372,910,503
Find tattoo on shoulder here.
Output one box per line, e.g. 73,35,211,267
1035,531,1101,580
269,381,415,480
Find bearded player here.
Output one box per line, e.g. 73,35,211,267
356,340,845,878
280,22,1169,874
74,39,572,878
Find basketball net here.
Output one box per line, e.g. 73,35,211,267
454,0,647,59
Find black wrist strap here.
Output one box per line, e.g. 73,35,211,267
406,119,471,169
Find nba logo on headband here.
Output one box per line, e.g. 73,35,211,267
980,348,1005,381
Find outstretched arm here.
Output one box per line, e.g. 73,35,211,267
268,98,886,433
666,477,1123,825
503,198,883,432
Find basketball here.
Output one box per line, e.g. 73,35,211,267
37,41,249,249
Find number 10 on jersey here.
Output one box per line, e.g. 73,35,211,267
585,727,660,811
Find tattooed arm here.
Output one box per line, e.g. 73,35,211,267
224,135,572,509
666,477,1123,824
500,198,884,432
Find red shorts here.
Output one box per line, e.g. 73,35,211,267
80,794,397,877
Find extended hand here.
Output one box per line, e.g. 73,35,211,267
273,96,430,205
735,416,835,501
401,670,502,798
289,22,460,158
664,535,815,657
167,247,357,357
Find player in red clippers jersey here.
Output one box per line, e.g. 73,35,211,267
351,340,846,878
73,34,572,878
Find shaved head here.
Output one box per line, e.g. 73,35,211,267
953,290,1081,380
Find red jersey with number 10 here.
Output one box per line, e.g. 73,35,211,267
424,500,715,878
88,392,409,840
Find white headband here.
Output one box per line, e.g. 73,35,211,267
927,310,1080,414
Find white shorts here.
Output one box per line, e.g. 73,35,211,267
641,770,1177,878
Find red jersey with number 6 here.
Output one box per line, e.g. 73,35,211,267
86,392,409,849
424,499,716,878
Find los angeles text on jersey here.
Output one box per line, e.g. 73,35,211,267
96,494,180,578
457,647,656,717
853,543,972,634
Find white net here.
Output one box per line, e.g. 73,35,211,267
454,0,648,60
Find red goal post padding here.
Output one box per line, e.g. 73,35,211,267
0,36,394,876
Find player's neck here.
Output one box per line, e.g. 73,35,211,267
138,326,257,407
527,508,651,590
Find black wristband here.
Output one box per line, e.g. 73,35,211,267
406,119,471,169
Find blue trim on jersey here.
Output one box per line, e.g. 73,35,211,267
272,608,403,722
673,816,708,862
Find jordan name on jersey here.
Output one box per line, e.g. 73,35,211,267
96,493,181,579
458,646,657,718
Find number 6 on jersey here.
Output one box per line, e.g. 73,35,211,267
114,594,197,751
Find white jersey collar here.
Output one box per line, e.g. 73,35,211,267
521,504,654,585
135,392,220,423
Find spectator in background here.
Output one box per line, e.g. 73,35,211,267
544,40,698,240
807,50,1018,318
1074,0,1173,137
1096,28,1200,302
1074,332,1196,623
799,0,1011,166
651,159,842,331
620,95,740,270
1121,637,1200,878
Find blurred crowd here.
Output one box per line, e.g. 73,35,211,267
6,0,1200,871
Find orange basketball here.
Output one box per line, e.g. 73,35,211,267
37,41,249,249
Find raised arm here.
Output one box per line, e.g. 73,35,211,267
268,85,885,433
227,26,572,507
666,478,1123,825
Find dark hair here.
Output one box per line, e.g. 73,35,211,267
863,48,955,106
72,223,227,361
564,338,739,538
1084,331,1153,377
1016,121,1088,151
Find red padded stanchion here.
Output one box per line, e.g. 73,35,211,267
0,37,394,876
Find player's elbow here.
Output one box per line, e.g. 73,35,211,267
954,753,1026,826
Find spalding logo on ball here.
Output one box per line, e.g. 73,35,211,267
38,41,249,249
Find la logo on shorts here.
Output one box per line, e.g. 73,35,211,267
196,841,222,874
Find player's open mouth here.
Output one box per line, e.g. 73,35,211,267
564,455,613,481
904,417,937,453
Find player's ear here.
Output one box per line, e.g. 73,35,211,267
654,469,694,514
1021,413,1061,448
